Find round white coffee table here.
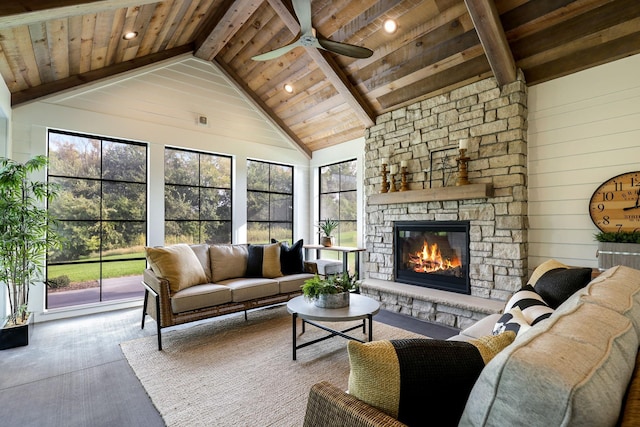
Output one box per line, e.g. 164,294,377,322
286,294,380,360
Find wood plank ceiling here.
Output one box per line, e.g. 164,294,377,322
1,0,639,156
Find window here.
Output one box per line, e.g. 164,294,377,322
165,148,232,244
247,160,293,243
319,159,358,266
47,130,147,309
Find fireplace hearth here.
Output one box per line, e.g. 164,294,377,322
394,221,470,294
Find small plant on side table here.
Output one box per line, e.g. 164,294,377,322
317,218,339,247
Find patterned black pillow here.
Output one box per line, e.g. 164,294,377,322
493,306,531,336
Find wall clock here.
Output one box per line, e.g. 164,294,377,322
589,171,640,232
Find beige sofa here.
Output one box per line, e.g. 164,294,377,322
142,242,314,350
303,264,640,427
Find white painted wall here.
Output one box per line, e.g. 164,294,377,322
0,77,11,325
528,53,640,270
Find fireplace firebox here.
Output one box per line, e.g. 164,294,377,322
394,221,470,294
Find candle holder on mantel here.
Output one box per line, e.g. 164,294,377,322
456,148,470,186
380,163,389,193
389,165,398,192
400,166,409,191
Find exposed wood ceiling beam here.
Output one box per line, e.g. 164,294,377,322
464,0,516,86
11,44,193,106
0,0,158,29
215,59,312,159
194,0,263,61
267,0,375,128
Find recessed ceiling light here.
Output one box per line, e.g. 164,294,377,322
283,84,294,93
123,31,138,40
383,19,398,34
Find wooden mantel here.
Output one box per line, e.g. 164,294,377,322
368,183,493,205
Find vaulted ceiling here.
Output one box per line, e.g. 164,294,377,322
1,0,639,157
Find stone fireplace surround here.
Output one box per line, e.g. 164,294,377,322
360,73,528,331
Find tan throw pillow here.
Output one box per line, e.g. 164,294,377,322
145,244,208,292
246,242,283,278
209,244,248,282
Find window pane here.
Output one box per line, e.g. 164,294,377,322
270,164,292,193
101,221,146,259
165,221,199,245
340,160,357,191
165,148,198,185
272,223,292,243
339,191,357,221
103,182,146,220
49,177,100,220
47,263,101,308
247,160,269,191
320,194,339,220
49,133,101,178
102,141,146,182
165,185,198,220
102,259,146,301
201,188,231,220
321,163,341,193
247,222,269,243
201,155,231,188
201,221,232,244
247,192,269,221
270,194,292,222
49,221,100,263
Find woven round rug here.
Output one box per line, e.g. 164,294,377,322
120,305,423,426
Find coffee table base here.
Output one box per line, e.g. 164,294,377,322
291,313,374,360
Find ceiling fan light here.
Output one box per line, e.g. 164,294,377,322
383,19,397,34
123,31,138,40
284,84,294,93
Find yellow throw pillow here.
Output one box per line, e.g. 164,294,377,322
145,244,208,292
469,331,516,364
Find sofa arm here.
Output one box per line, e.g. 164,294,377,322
142,268,173,327
303,381,407,427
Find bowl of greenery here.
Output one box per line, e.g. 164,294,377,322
301,272,359,308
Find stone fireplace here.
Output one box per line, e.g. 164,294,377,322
361,73,529,330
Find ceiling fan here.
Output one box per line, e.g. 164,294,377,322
251,0,373,61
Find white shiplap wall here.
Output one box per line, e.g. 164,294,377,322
528,53,640,270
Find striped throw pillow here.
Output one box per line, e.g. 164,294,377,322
504,284,553,326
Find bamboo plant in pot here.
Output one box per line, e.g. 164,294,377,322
317,218,339,247
0,156,62,349
301,272,359,308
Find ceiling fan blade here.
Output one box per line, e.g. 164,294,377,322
316,38,373,59
292,0,313,35
252,41,302,61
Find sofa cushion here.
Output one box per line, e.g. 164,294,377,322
277,273,315,294
246,242,283,278
278,239,305,274
348,334,514,426
460,300,639,427
492,306,531,336
209,244,248,282
145,244,208,292
528,259,592,309
170,283,233,313
503,284,553,326
220,277,279,302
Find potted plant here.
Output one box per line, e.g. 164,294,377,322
594,230,640,271
317,218,339,247
301,272,359,308
0,156,62,349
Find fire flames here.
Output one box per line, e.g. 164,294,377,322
408,241,461,273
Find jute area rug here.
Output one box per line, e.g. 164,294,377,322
121,305,424,427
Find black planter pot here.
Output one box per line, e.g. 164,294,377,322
0,314,33,350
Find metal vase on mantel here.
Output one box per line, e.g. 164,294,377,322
314,292,350,309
